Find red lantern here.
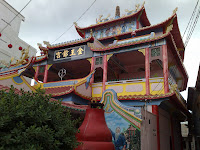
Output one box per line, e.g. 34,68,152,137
19,46,22,50
0,33,1,37
8,44,12,48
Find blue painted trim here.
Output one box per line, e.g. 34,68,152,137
0,65,23,72
43,80,78,88
13,76,23,84
120,98,169,106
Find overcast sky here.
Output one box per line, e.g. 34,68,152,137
5,0,200,99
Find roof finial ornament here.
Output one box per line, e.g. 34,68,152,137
37,43,42,47
115,6,120,19
141,1,145,7
173,7,178,15
43,41,51,47
96,15,103,24
102,14,111,22
73,22,78,26
135,4,140,11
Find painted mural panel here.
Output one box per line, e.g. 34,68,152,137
101,90,142,150
85,19,136,39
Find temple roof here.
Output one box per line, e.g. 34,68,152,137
75,4,150,38
0,85,21,95
39,36,94,50
45,86,74,97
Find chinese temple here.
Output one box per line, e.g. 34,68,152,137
0,2,190,150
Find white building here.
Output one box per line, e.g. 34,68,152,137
0,0,36,64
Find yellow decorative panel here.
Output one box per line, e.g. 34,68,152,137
149,78,164,95
92,83,102,97
105,79,146,96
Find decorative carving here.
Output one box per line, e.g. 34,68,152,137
102,14,111,22
96,15,103,24
37,43,42,47
135,4,140,11
58,68,66,81
138,49,145,56
166,24,173,33
141,1,145,7
0,57,14,69
173,7,178,15
15,46,30,65
43,41,51,47
73,22,78,26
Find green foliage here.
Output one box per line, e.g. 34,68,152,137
0,86,79,150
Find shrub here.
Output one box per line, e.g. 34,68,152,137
0,86,79,150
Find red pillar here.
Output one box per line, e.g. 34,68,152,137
102,55,107,92
90,57,95,84
162,44,169,93
136,20,139,29
170,116,175,150
34,66,39,81
43,64,48,83
152,105,160,150
145,47,150,95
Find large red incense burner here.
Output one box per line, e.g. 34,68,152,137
75,103,114,150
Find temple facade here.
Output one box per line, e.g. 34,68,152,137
0,3,190,150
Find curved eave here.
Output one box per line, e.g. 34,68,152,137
170,93,191,117
34,55,48,63
73,90,91,100
39,46,48,51
135,13,184,50
47,36,94,50
75,5,150,38
135,13,176,33
89,31,170,52
45,86,74,97
61,101,87,111
0,57,35,76
166,33,188,91
50,99,87,111
171,16,185,50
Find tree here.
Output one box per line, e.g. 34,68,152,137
0,86,79,150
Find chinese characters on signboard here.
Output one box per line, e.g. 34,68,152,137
54,46,85,61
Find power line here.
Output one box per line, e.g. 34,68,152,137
185,6,200,47
150,53,177,95
182,0,199,38
0,0,32,33
51,0,97,44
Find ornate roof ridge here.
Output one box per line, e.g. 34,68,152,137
75,3,148,31
35,55,48,63
88,30,171,51
47,36,94,49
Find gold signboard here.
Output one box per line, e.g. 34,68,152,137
54,46,85,61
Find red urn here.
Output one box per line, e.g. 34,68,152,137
0,33,1,37
75,103,114,150
19,46,22,50
8,44,12,48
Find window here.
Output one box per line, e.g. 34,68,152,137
95,57,103,65
151,47,160,57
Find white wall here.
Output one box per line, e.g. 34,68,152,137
0,0,36,63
